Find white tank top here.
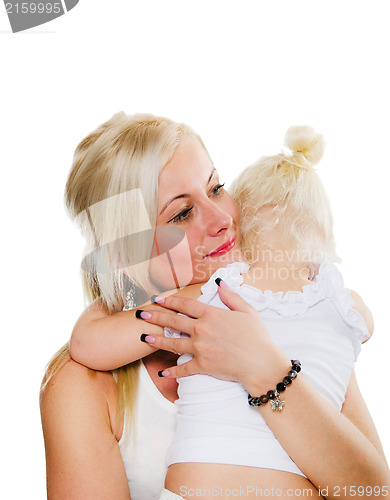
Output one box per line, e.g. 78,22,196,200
117,361,177,500
165,260,370,476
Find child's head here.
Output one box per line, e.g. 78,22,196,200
229,126,338,265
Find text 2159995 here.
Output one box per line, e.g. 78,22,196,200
5,3,62,14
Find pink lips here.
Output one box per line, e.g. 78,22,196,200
205,235,236,258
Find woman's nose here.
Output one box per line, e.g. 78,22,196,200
203,201,233,236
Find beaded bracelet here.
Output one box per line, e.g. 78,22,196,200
248,360,301,411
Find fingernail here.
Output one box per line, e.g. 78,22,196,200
140,334,155,344
158,369,170,377
151,295,165,304
215,277,228,289
136,310,152,320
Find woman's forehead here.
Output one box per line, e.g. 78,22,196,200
158,140,218,209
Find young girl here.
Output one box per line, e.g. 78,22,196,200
69,126,378,499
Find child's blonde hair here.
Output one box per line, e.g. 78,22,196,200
229,126,338,266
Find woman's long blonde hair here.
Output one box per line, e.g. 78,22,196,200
41,112,204,432
230,126,339,266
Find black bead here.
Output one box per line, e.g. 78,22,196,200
248,396,261,406
288,370,297,379
248,360,300,407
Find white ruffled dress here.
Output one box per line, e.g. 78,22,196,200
165,260,370,477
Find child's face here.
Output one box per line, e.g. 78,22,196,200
150,139,242,291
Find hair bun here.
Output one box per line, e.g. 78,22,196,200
284,126,324,165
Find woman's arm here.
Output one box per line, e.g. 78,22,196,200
258,370,389,499
341,370,387,464
40,357,130,499
138,284,390,499
69,284,203,371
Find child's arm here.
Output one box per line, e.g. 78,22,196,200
69,283,204,371
69,298,164,370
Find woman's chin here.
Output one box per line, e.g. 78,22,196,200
149,247,244,292
204,248,244,267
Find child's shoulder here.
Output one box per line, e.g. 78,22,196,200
316,261,374,340
146,282,203,306
349,290,374,340
174,282,204,300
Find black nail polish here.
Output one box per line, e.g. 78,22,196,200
140,334,148,343
215,277,223,287
158,370,164,377
135,309,144,319
150,295,158,303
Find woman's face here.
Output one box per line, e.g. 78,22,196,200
149,139,242,291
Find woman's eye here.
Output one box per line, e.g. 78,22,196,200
167,183,224,224
169,207,193,224
211,182,225,196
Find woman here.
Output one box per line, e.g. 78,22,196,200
40,112,389,499
40,112,244,499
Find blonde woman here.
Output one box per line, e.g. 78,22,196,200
40,113,389,500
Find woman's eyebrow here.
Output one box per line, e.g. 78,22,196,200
159,168,217,216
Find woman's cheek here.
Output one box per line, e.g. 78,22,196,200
148,235,194,291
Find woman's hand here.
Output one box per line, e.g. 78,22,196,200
138,279,290,395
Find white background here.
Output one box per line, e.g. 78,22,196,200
1,1,389,498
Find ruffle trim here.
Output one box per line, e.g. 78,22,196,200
199,260,370,358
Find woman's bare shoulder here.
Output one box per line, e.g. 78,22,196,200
40,356,130,498
41,355,115,396
40,355,117,430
